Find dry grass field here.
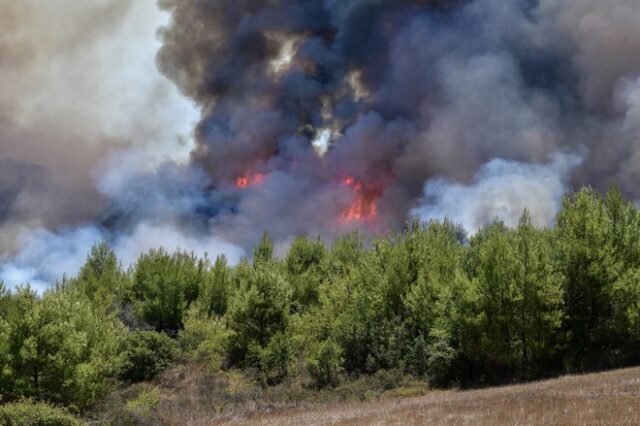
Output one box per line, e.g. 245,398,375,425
222,367,640,426
95,366,640,425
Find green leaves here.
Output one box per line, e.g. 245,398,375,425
117,331,179,383
227,264,292,366
556,187,640,369
305,339,344,388
129,249,207,333
0,286,125,411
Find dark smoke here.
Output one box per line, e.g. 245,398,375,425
3,0,640,288
155,0,640,239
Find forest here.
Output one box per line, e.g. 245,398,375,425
1,186,640,422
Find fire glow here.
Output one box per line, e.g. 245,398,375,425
235,172,265,189
341,176,380,222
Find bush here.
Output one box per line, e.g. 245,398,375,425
258,332,295,385
117,331,179,383
179,311,232,369
305,340,344,389
0,400,80,426
126,386,161,415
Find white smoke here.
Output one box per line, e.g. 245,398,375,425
0,223,244,292
0,0,200,255
0,1,228,291
412,153,582,234
0,227,105,292
113,223,245,269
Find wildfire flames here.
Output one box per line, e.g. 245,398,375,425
235,172,265,189
234,171,379,223
341,176,380,222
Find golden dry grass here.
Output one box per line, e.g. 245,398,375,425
222,367,640,426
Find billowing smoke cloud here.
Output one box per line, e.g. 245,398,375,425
3,0,640,288
0,0,242,287
412,153,582,234
0,0,198,241
154,0,640,234
0,1,197,171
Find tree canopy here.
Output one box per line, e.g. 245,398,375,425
2,186,640,413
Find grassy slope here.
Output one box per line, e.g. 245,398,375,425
92,366,640,425
237,368,640,426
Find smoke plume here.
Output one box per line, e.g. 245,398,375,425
412,153,582,234
3,0,640,287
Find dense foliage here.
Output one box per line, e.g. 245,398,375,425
2,187,640,413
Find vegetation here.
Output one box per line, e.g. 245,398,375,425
2,186,640,420
0,400,80,426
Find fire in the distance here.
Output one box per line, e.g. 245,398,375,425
341,176,380,222
235,172,265,189
234,171,381,223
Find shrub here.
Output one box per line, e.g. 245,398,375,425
0,400,80,426
305,339,344,389
179,311,232,369
117,331,179,383
258,332,295,385
126,386,161,415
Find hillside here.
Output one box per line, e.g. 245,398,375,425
90,366,640,425
244,367,640,426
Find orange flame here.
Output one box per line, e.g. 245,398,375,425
235,172,265,189
341,176,379,222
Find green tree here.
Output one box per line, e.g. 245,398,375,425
401,220,467,383
2,286,125,411
258,332,295,385
332,255,406,374
197,256,232,317
325,231,365,278
226,264,292,367
254,232,274,265
73,242,125,309
179,308,231,368
305,339,344,388
0,288,12,398
462,214,563,381
117,330,179,383
129,249,207,332
513,211,564,375
286,237,327,309
555,187,633,369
